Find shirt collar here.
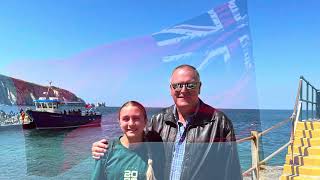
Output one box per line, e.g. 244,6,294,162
173,101,200,125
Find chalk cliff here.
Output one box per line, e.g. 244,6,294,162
0,74,84,105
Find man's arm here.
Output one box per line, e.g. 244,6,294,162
223,114,243,179
221,113,237,142
91,145,111,180
91,139,108,160
91,158,105,180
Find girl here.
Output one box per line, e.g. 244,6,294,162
91,101,161,180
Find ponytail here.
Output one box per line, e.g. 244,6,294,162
146,159,156,180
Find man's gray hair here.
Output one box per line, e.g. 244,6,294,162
171,64,200,82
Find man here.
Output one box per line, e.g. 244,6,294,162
92,64,242,180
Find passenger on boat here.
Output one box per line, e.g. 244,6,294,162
91,101,164,180
20,111,25,121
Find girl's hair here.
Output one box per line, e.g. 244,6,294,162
146,159,156,180
118,100,147,120
118,101,156,180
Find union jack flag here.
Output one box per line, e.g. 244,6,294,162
152,0,253,73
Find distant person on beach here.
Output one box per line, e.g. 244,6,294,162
91,101,164,180
92,64,242,180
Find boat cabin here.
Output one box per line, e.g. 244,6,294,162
34,97,60,113
34,97,86,114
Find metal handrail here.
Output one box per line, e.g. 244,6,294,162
242,166,256,176
240,117,292,176
298,76,319,120
240,76,319,178
236,136,254,144
259,141,292,165
291,78,302,121
259,118,291,137
300,76,318,91
300,99,317,104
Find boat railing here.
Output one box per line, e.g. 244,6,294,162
238,76,319,179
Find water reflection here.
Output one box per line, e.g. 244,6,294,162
23,127,103,177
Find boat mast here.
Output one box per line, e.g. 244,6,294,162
45,81,53,99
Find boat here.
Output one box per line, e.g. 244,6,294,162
24,84,101,129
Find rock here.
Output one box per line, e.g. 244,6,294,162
243,166,283,180
0,74,84,105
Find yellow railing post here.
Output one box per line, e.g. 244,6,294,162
251,131,260,179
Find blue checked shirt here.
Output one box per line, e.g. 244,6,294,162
169,105,199,180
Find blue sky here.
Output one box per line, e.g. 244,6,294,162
0,0,319,109
248,1,320,109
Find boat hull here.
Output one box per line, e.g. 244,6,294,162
22,122,36,129
26,110,101,129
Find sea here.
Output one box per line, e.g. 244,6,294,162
0,105,292,179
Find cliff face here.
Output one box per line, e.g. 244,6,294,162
0,74,84,105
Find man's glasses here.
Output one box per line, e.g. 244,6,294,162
171,82,200,91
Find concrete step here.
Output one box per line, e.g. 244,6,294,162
280,174,320,180
295,129,320,138
287,145,320,156
296,121,320,130
293,138,320,146
283,164,320,176
281,121,320,179
285,154,320,166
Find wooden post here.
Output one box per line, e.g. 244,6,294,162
316,91,320,119
251,131,260,179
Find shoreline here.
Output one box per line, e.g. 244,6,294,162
243,166,283,179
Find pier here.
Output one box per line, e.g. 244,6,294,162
239,76,320,179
